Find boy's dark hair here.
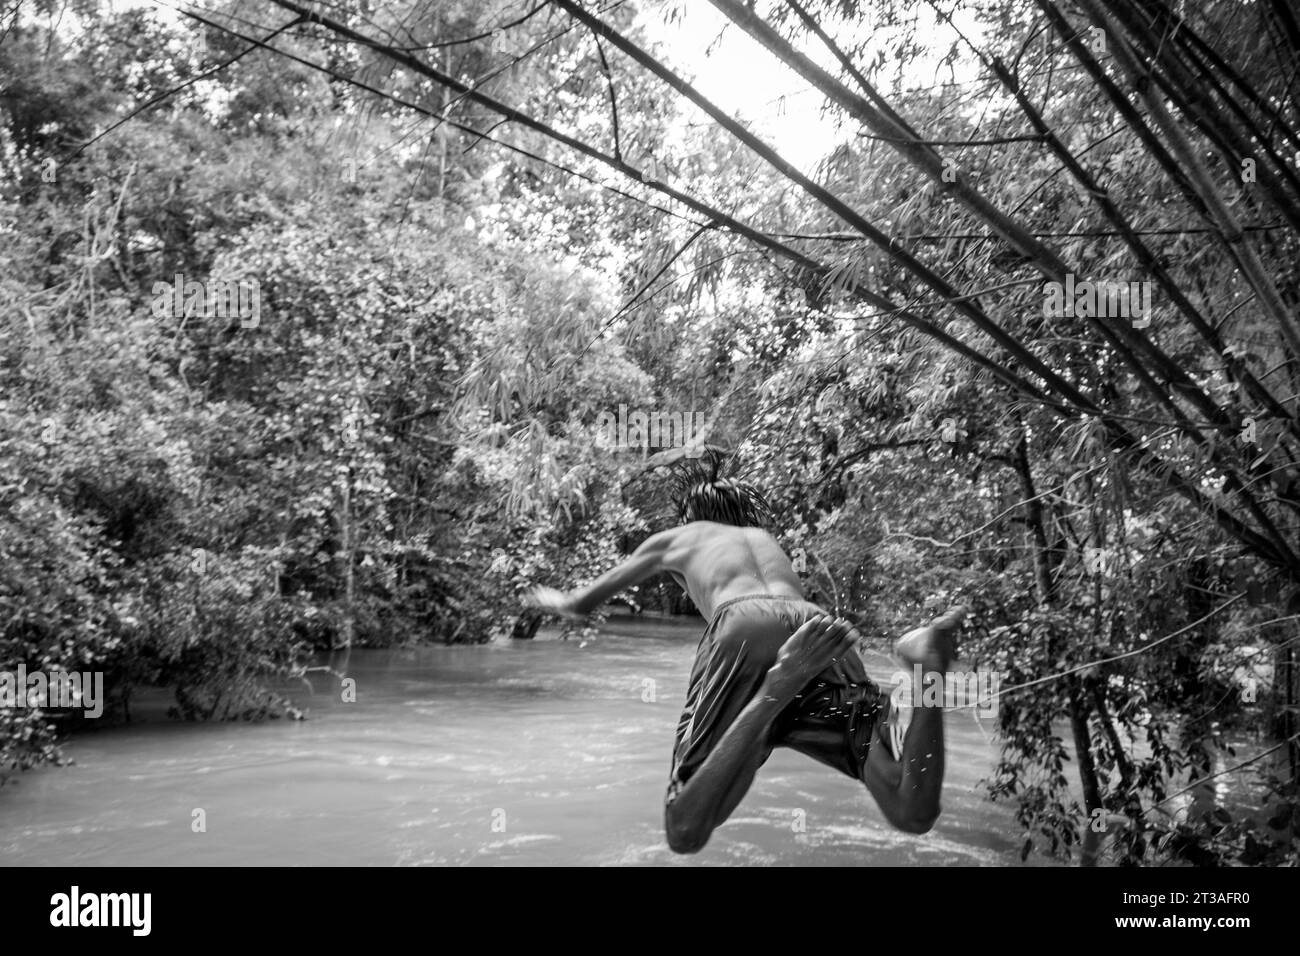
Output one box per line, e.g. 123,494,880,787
675,476,773,528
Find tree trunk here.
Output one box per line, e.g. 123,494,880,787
1013,425,1106,865
340,471,356,650
1070,676,1105,866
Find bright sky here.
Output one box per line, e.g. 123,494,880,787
637,3,845,170
639,1,984,172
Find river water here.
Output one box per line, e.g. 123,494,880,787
1,615,1034,866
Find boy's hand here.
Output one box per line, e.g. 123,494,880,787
765,615,857,701
524,586,584,621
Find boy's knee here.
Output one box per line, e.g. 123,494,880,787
891,800,941,834
664,802,711,854
666,824,709,854
895,812,939,835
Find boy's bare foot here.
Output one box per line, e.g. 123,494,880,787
893,605,968,672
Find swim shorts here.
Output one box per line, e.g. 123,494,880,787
664,594,887,806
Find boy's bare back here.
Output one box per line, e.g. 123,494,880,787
657,521,804,619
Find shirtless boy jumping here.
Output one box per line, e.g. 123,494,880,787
527,477,965,854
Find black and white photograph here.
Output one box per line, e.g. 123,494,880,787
0,0,1294,917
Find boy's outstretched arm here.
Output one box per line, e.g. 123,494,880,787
524,528,680,617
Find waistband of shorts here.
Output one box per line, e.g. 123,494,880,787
708,593,817,626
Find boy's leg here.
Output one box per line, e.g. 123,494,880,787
861,607,966,834
665,615,856,853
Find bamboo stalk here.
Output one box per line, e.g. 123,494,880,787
1140,0,1300,158
1076,0,1300,363
987,53,1296,436
1098,0,1300,234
